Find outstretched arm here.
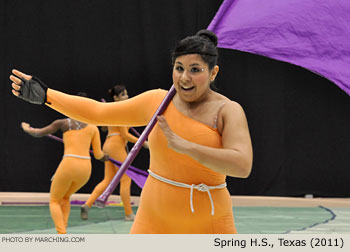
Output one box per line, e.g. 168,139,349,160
21,119,66,138
157,102,253,178
10,69,164,127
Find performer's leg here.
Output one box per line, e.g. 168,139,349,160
120,173,134,219
85,161,116,207
49,162,73,234
51,158,91,232
62,180,89,227
81,161,116,220
60,198,70,228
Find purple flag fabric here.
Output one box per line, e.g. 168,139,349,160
208,0,350,95
107,157,148,189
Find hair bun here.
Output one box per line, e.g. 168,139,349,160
196,29,218,46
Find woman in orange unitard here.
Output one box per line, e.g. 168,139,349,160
11,30,253,234
81,85,148,221
21,93,107,234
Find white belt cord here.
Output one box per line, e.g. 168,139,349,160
148,169,226,216
107,133,120,138
63,154,91,160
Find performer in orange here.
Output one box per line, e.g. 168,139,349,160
81,85,148,221
21,93,107,234
11,30,253,233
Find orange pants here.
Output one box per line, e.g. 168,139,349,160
50,157,91,234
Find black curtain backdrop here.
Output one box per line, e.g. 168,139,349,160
1,0,349,197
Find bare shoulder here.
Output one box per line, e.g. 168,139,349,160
225,100,244,113
223,102,247,127
212,92,245,115
52,118,68,127
221,102,248,135
54,118,69,132
211,92,247,133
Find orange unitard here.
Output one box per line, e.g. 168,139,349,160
46,89,236,234
85,126,138,215
50,124,104,234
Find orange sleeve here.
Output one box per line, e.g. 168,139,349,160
46,89,167,126
120,127,139,144
91,126,104,160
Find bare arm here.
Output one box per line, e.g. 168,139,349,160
21,119,66,138
157,102,253,178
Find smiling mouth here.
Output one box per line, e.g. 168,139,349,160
181,86,195,91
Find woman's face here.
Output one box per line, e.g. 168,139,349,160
172,54,218,103
114,89,129,101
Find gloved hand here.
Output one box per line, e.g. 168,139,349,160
17,76,48,105
10,69,48,105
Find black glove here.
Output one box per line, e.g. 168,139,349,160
17,76,48,105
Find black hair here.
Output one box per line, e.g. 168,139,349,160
108,84,126,99
171,29,219,70
76,92,88,97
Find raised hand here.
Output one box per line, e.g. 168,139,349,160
10,69,48,105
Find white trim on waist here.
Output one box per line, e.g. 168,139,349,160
63,154,91,160
148,169,226,216
107,133,120,138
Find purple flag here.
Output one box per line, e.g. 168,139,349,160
208,0,350,95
